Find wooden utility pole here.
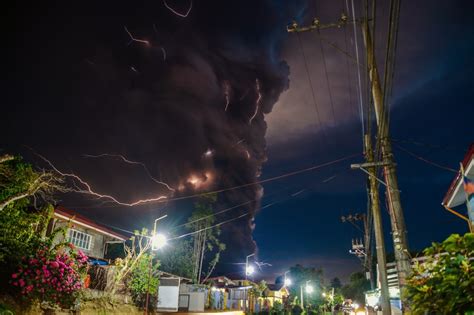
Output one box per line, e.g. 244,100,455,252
287,14,396,315
361,19,411,289
361,135,391,315
341,212,375,290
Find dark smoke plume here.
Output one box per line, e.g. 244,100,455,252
3,0,306,263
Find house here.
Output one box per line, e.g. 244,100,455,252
48,206,128,260
263,283,289,307
442,143,474,231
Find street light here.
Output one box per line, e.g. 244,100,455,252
151,233,167,250
246,264,255,276
305,284,314,294
145,214,168,315
244,253,255,312
284,271,292,287
245,253,255,280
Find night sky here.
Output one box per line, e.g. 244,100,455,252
3,0,474,283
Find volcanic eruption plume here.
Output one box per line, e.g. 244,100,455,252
4,0,306,262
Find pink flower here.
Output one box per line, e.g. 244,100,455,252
50,261,59,269
11,273,18,279
19,279,25,287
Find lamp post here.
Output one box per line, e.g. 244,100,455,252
244,253,255,312
145,214,168,315
301,280,313,309
284,271,291,287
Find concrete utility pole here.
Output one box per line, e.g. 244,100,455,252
361,19,411,289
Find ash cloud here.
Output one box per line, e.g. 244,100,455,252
3,0,306,263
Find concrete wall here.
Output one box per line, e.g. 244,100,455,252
52,219,116,259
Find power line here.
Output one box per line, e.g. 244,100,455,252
77,153,359,209
171,169,344,230
169,201,281,241
296,32,325,135
166,153,358,201
391,138,462,151
348,0,366,144
317,30,337,125
393,143,458,173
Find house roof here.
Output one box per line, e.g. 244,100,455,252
54,206,128,241
205,276,236,285
267,283,285,291
442,143,474,207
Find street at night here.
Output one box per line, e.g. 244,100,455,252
1,0,473,314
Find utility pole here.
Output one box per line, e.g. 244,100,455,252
361,19,411,290
352,136,392,315
341,212,374,290
287,14,393,315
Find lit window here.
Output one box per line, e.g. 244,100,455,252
68,229,92,250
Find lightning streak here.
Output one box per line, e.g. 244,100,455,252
152,24,167,61
124,26,150,46
163,0,193,18
83,153,175,192
249,78,262,124
37,154,169,206
223,81,231,111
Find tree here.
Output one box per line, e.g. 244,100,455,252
186,194,226,283
129,253,160,310
341,271,370,304
330,277,342,290
0,154,66,212
159,239,193,279
285,264,325,308
0,155,67,287
249,280,267,313
404,233,474,314
111,229,152,295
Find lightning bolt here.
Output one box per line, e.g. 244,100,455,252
249,78,262,125
223,81,231,111
83,153,175,192
152,24,167,61
255,261,272,270
244,149,251,159
163,0,193,18
124,26,150,46
37,154,169,206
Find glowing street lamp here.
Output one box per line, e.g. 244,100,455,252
151,233,167,250
145,214,167,315
246,264,255,276
284,271,292,287
305,284,314,294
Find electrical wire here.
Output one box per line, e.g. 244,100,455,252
391,138,462,151
296,32,326,137
72,153,359,209
348,0,366,145
317,30,337,125
169,201,281,241
393,143,458,173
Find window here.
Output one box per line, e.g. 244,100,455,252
68,229,92,250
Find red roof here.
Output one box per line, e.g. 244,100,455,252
54,206,128,241
442,143,474,206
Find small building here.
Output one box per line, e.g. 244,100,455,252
264,283,289,307
48,206,127,260
442,143,474,230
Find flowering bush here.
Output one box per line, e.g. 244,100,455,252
10,243,88,308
